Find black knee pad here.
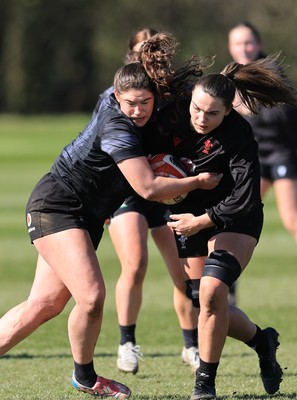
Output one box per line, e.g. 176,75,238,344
202,250,241,288
185,279,200,308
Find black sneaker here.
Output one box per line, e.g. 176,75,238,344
190,382,216,400
258,327,283,395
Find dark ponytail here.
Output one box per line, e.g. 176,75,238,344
195,54,297,114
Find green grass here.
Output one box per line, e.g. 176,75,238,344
0,113,296,399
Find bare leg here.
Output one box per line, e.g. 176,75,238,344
273,178,297,241
152,225,198,329
228,305,257,342
108,212,148,327
34,228,106,364
198,232,257,363
260,177,272,198
0,254,71,356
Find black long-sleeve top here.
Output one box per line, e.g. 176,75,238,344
155,99,262,229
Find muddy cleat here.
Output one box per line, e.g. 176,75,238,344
72,373,131,398
190,382,216,400
117,341,142,374
182,346,200,372
258,327,283,395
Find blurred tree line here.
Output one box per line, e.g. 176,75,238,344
1,0,297,113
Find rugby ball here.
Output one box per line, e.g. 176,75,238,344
149,153,189,205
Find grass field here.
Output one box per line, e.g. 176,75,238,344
0,113,296,399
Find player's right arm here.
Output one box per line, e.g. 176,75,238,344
117,156,222,202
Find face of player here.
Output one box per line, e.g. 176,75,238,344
228,26,262,64
190,86,231,135
115,88,155,127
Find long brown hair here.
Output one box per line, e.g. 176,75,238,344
115,32,211,100
195,54,297,114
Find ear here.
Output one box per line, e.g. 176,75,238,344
114,90,121,103
225,106,233,116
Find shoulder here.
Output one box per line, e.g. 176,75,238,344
99,92,118,112
92,86,114,115
97,94,134,130
223,109,253,135
96,96,144,155
216,109,256,152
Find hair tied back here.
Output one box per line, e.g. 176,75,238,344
221,62,243,80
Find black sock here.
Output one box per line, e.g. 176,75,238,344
196,358,219,387
119,324,136,345
74,360,97,388
182,328,198,348
245,325,268,355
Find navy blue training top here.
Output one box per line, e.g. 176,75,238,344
51,94,147,219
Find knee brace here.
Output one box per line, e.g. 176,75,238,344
185,279,200,308
202,250,241,288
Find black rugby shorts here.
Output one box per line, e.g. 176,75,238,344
26,173,104,249
175,204,264,258
261,160,297,181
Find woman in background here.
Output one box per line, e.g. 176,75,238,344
228,22,297,242
228,21,297,306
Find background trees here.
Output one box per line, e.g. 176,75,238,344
1,0,296,113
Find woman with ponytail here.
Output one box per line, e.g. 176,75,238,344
160,55,297,399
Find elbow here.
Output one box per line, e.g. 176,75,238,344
137,187,159,201
141,191,158,201
146,193,160,201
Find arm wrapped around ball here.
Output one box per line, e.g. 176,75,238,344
148,153,189,204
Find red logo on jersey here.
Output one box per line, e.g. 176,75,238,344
202,139,213,154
